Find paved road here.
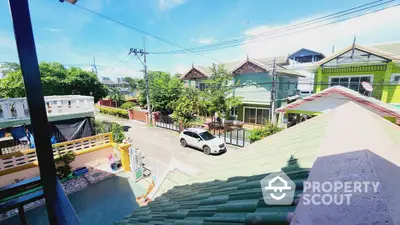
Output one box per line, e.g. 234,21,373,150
95,113,242,174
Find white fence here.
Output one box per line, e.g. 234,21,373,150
0,95,95,122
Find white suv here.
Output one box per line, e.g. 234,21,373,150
179,128,226,155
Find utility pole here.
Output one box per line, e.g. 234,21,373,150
271,58,277,124
130,37,151,126
91,57,98,76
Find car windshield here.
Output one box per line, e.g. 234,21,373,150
199,131,215,141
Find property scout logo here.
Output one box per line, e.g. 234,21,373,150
260,171,380,206
260,171,296,205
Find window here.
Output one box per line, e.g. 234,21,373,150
391,74,400,84
199,131,215,141
191,133,200,139
294,55,313,63
244,107,269,125
198,83,206,91
230,106,238,116
329,75,373,95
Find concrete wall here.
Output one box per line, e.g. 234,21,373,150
0,147,113,187
128,109,148,123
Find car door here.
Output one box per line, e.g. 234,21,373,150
190,133,203,149
183,131,196,147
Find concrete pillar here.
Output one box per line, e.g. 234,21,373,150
15,101,25,118
118,144,131,172
1,103,12,119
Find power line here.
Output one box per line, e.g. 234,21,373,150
109,54,131,70
73,4,221,63
151,0,394,54
150,1,398,54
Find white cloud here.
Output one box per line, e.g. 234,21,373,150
45,28,63,32
241,6,400,58
171,63,188,74
191,37,215,44
158,0,185,10
100,67,143,79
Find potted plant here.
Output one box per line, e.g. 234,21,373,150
108,153,121,171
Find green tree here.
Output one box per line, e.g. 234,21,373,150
108,87,124,107
124,77,141,92
203,64,242,119
55,151,76,179
172,87,206,127
111,122,125,143
0,62,108,101
0,62,20,76
137,71,184,114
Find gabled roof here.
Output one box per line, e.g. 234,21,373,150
181,55,305,79
288,48,325,58
316,43,400,67
276,86,400,123
115,103,400,224
180,65,211,80
231,58,269,74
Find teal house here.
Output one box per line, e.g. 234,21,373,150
181,56,305,125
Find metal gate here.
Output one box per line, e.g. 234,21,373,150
211,127,249,147
208,120,249,147
155,115,180,132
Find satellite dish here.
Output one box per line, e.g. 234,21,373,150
362,82,373,92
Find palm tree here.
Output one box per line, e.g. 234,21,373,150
108,87,123,107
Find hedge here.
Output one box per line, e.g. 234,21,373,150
249,123,283,143
92,119,125,143
119,101,136,110
98,106,129,119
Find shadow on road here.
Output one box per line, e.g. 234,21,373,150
185,146,228,156
123,126,131,132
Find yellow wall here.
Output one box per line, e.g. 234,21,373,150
315,62,400,104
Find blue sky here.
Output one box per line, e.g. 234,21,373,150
0,0,399,79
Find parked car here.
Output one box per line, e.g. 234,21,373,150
179,128,226,155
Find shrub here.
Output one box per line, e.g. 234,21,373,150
111,122,125,143
249,123,283,143
93,119,106,134
98,106,129,119
55,151,76,179
119,102,136,110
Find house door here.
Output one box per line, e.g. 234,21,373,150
244,107,269,125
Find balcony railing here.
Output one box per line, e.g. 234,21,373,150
0,95,95,123
0,133,112,176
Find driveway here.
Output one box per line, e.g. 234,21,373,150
95,113,242,174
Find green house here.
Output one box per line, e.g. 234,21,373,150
181,56,305,125
314,42,400,109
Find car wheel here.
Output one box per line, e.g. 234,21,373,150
203,146,211,155
180,139,187,147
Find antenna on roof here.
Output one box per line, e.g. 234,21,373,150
246,54,249,62
332,45,335,53
192,63,194,69
350,36,356,59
